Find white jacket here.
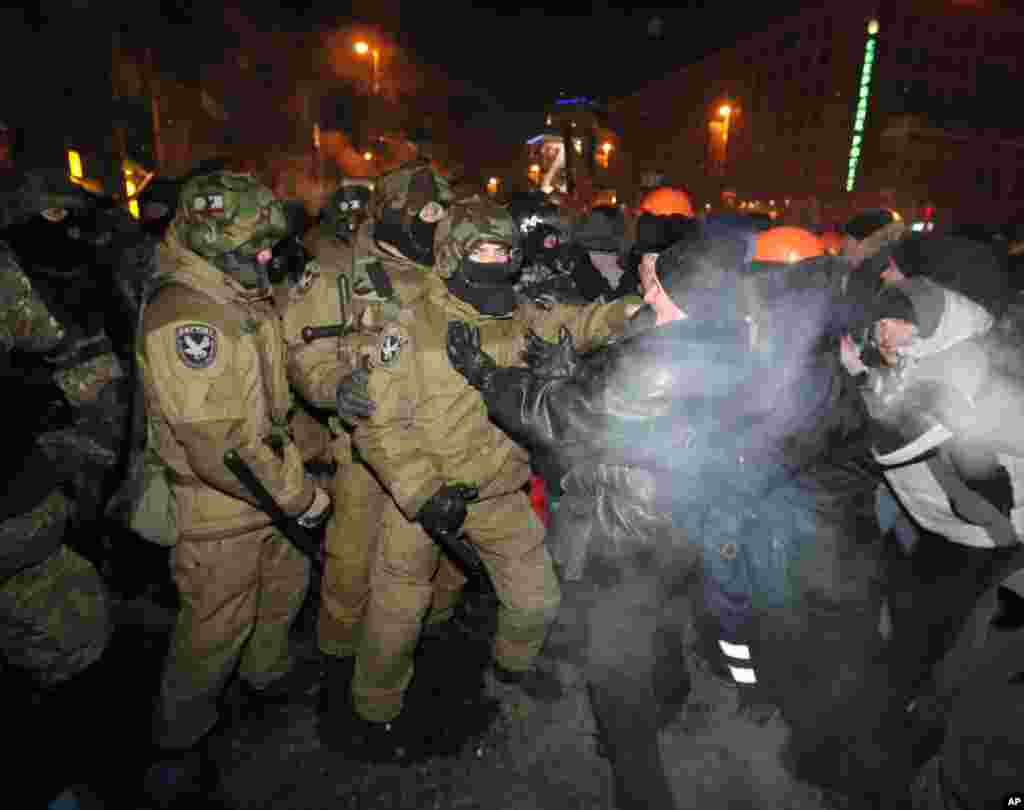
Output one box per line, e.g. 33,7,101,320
871,281,1024,548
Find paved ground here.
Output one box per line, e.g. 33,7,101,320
16,519,1022,810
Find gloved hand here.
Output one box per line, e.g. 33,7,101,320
336,367,376,420
297,486,332,529
417,483,479,539
523,326,578,379
447,321,497,390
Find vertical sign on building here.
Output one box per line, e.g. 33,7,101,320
847,19,879,192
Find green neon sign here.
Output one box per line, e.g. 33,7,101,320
846,30,877,191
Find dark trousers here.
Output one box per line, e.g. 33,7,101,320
561,562,689,810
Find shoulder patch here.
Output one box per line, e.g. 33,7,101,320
378,325,409,366
175,324,219,369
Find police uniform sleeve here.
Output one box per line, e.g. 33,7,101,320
144,289,315,516
350,325,446,520
517,296,640,357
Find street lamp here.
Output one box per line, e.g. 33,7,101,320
354,41,380,96
717,104,734,173
364,151,373,161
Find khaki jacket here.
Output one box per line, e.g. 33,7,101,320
349,278,635,520
141,232,314,540
287,221,434,410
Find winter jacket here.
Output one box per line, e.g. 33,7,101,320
868,279,1024,548
140,231,315,541
479,316,758,579
349,277,634,522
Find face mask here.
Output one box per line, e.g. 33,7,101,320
446,256,521,316
373,218,438,266
214,245,271,289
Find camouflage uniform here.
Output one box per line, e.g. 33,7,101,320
291,164,465,660
141,173,322,749
346,196,637,722
0,243,110,686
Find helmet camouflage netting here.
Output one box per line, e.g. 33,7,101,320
433,195,521,279
370,160,452,224
174,172,289,259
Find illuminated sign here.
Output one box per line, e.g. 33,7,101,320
847,19,879,192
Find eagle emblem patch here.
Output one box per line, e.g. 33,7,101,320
379,333,402,365
378,327,409,366
176,324,218,369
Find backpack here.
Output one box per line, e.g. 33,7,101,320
104,278,180,546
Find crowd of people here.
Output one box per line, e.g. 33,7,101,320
3,126,1024,810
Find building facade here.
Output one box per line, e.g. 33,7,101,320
609,0,1024,227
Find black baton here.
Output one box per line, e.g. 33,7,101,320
433,527,485,573
301,324,347,343
224,449,322,562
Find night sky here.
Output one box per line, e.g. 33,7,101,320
250,2,818,111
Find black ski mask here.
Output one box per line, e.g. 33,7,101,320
214,246,271,290
373,213,438,266
446,254,522,317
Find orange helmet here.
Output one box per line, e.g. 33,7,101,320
819,230,843,256
639,186,694,218
752,227,825,264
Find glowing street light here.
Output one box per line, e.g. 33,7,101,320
354,40,381,95
363,151,373,161
487,177,499,194
716,103,735,173
601,142,613,154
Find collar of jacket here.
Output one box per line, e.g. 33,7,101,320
159,229,273,307
901,281,993,362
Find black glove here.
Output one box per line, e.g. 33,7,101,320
336,367,376,420
417,483,479,539
447,321,497,390
523,326,578,379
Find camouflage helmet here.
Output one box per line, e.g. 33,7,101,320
433,195,521,279
174,171,289,260
370,160,453,224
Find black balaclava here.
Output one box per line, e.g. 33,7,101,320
445,251,522,317
214,245,271,290
373,168,441,266
268,235,310,286
373,208,438,266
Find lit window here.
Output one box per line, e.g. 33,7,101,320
67,150,83,180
